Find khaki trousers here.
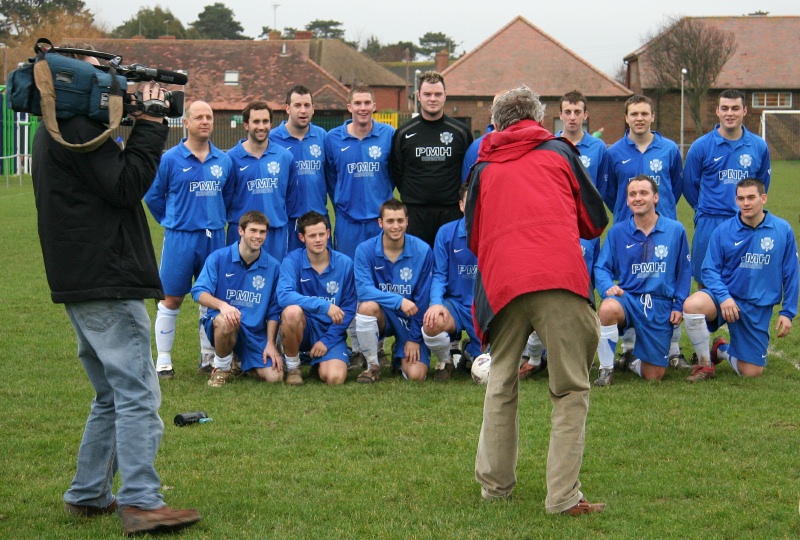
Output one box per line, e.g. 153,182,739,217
475,289,599,513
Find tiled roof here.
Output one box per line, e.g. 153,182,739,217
626,16,800,90
308,39,406,87
85,38,354,111
442,16,630,98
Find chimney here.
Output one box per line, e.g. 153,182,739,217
269,30,282,41
294,30,313,40
158,35,177,40
435,50,449,72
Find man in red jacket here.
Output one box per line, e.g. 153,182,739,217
465,85,608,515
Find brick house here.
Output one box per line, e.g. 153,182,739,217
439,16,631,140
624,16,800,158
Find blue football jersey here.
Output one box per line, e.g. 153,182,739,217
324,119,394,222
430,217,477,307
277,247,357,349
144,139,234,231
270,122,329,218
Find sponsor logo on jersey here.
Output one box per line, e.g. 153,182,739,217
415,146,452,161
740,252,770,269
458,264,477,276
347,162,381,176
718,169,749,184
379,283,412,295
247,178,280,192
189,180,221,194
226,289,262,306
630,261,666,276
296,160,322,173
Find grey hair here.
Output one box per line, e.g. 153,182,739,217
491,85,546,130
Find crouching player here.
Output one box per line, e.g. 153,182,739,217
422,184,481,382
594,175,691,385
191,211,283,387
354,198,433,382
277,211,356,385
684,178,798,381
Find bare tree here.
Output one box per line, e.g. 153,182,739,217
644,16,737,133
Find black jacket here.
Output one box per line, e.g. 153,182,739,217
32,116,168,303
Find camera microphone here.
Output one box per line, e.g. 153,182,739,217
120,64,188,85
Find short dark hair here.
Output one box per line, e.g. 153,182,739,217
418,70,445,92
459,183,469,199
560,90,587,112
379,198,407,219
718,89,746,105
297,211,327,234
627,173,659,195
348,83,374,102
286,85,313,105
242,100,271,124
736,178,766,195
624,94,653,115
239,210,269,230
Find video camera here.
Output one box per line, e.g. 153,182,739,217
6,38,188,122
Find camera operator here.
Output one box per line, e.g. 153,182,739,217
31,46,201,536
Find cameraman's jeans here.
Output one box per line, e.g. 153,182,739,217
64,299,165,509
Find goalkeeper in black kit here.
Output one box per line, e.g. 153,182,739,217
392,71,473,247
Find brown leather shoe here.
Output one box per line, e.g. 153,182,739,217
64,499,118,517
120,505,201,536
562,497,606,516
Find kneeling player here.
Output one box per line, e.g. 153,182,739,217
277,211,356,385
354,199,433,382
594,175,691,384
684,179,798,381
191,211,283,386
422,185,481,382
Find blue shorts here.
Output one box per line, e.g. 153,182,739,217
227,223,289,262
288,215,332,253
704,292,771,366
333,213,381,259
443,299,481,358
202,315,278,372
691,215,727,284
160,228,225,297
612,293,673,367
382,309,430,366
300,317,350,366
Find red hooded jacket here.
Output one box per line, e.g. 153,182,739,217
465,119,608,344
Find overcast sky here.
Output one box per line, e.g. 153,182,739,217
88,1,798,76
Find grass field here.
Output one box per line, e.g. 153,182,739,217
1,163,799,538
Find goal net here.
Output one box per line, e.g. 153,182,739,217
761,110,800,160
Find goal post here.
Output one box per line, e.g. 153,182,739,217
761,110,800,161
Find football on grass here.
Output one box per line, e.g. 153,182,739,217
471,353,492,384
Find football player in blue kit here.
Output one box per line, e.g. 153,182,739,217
555,90,610,193
593,175,691,385
683,89,771,287
353,199,433,383
684,179,797,382
605,94,686,367
324,83,394,259
277,211,357,386
144,101,235,378
422,184,481,382
226,100,296,261
270,86,330,253
191,211,283,387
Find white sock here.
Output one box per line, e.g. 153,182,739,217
154,302,179,368
621,327,635,353
347,319,361,353
285,355,301,370
629,358,643,377
355,313,379,366
729,356,740,375
669,325,682,356
214,353,232,371
423,330,451,364
524,332,544,363
199,305,213,354
683,313,711,366
598,324,619,370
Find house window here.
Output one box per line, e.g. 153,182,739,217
752,92,792,109
224,71,239,85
